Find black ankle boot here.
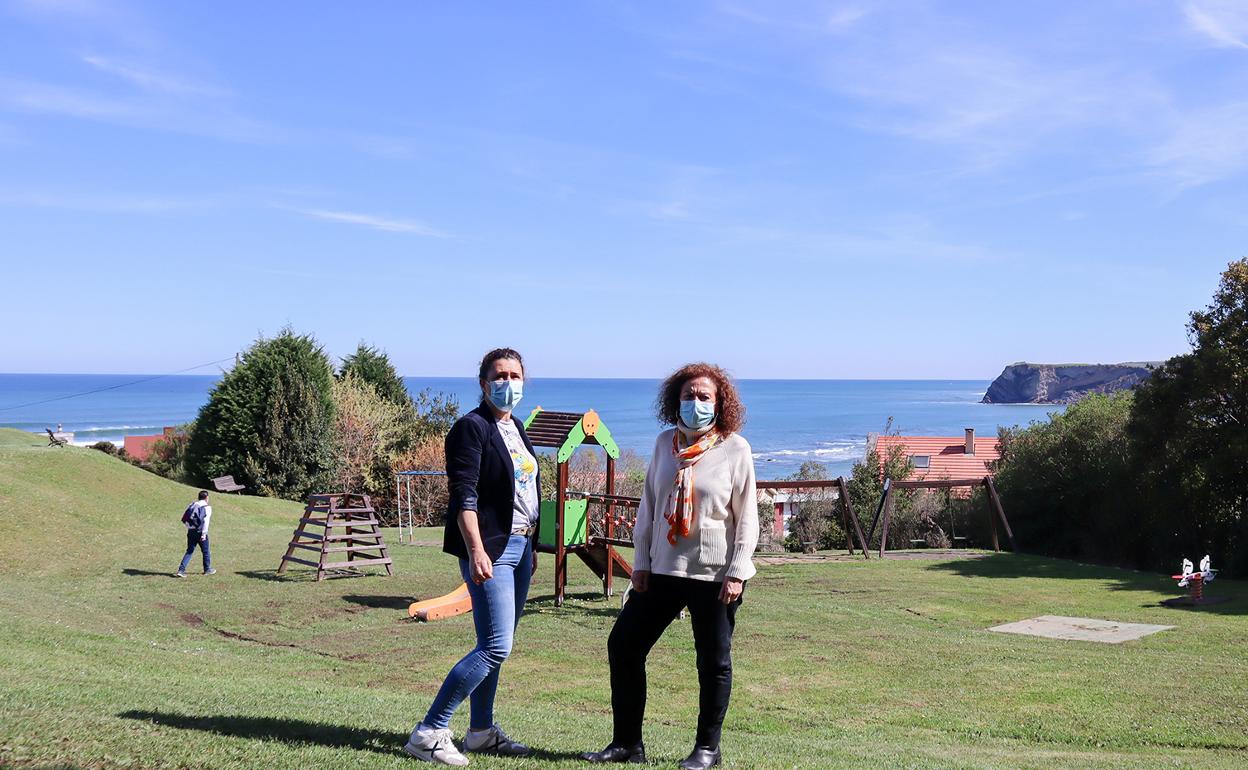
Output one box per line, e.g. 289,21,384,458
581,742,647,763
679,746,721,770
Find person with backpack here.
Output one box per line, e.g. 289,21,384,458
176,491,215,577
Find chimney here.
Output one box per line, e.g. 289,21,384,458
965,428,975,455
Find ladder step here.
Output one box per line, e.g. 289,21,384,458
280,555,321,568
322,557,392,569
290,542,322,552
325,518,380,527
322,544,388,553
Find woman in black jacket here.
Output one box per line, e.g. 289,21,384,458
404,348,541,766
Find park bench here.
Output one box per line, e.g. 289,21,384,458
211,475,246,494
45,429,67,448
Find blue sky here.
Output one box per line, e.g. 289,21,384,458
1,0,1246,379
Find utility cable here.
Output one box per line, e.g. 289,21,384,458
0,356,236,412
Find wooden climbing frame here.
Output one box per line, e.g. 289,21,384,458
277,492,394,581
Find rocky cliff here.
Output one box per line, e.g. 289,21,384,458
982,362,1159,404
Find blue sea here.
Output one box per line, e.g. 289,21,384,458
0,374,1061,479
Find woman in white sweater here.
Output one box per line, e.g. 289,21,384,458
583,363,758,770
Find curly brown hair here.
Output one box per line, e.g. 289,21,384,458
656,362,745,434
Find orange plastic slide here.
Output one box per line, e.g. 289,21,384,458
408,583,473,621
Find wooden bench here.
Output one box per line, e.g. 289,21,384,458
211,475,246,493
45,429,67,448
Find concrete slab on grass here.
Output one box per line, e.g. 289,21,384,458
989,615,1174,644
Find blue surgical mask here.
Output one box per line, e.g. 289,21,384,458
679,399,716,430
487,379,523,412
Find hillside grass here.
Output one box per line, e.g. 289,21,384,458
0,428,1245,769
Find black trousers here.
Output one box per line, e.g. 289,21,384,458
608,573,743,750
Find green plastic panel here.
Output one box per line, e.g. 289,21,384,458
522,408,541,429
538,498,587,547
592,421,621,459
557,420,588,463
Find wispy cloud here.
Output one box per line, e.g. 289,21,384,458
0,75,275,143
1,4,272,143
279,206,449,237
0,189,218,213
81,55,227,96
715,1,872,35
707,3,1178,175
1184,1,1248,48
1148,100,1248,187
0,77,139,120
818,38,1165,166
10,0,159,50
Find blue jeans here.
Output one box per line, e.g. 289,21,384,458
178,530,211,573
423,534,533,730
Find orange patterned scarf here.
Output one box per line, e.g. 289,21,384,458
664,430,723,546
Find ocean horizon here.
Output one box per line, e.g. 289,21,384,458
0,373,1061,480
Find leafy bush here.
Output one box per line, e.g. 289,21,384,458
90,441,118,455
146,425,193,483
994,393,1136,563
187,328,336,500
846,442,914,550
329,374,407,500
390,435,450,527
411,388,460,443
779,461,846,553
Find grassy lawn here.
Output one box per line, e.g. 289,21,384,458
1,427,1246,769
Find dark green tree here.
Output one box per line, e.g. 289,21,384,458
1130,258,1248,573
187,329,336,500
338,343,411,409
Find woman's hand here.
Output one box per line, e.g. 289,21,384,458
718,577,743,604
631,569,650,593
468,547,494,585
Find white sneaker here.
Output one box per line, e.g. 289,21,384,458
403,725,469,766
464,724,532,757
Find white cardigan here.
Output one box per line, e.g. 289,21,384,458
633,429,758,582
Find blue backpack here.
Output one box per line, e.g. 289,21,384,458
181,502,204,529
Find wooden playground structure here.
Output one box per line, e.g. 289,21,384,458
278,493,394,581
756,477,871,557
868,476,1016,557
524,407,634,606
406,406,635,616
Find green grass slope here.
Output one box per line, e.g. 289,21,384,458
1,427,1246,769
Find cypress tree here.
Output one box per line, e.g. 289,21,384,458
188,328,336,500
338,343,411,409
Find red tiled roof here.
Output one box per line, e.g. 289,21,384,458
873,435,1000,482
122,427,180,463
123,434,162,462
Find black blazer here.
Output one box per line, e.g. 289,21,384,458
443,402,541,561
